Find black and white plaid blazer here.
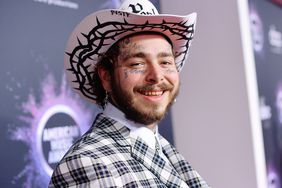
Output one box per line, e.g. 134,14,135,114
49,113,210,187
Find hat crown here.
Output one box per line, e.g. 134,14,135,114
65,0,197,103
120,0,159,15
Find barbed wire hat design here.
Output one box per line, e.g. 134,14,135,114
65,0,197,103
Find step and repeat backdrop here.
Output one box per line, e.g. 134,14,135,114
248,0,282,187
0,1,173,188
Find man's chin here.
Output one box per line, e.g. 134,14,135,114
124,106,167,125
126,114,164,125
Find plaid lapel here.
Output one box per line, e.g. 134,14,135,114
95,115,186,187
92,114,196,188
130,137,189,187
159,135,210,188
94,113,131,147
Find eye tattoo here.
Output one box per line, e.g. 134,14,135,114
165,69,177,74
123,69,145,79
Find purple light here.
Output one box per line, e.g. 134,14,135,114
9,73,96,187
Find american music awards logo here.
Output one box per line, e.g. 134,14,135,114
249,4,264,54
8,73,96,187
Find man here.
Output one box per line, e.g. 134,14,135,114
49,0,209,187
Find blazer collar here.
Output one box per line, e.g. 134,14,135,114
93,114,190,187
130,136,189,187
159,135,209,187
93,113,131,147
104,103,160,151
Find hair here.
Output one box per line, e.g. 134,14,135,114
91,41,120,107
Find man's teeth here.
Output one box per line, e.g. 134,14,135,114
142,91,163,96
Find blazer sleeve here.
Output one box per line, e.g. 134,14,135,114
48,154,117,188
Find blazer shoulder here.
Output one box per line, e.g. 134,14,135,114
49,152,116,187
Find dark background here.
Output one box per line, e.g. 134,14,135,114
249,0,282,187
0,0,174,187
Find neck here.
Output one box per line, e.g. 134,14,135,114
104,102,158,131
146,124,157,131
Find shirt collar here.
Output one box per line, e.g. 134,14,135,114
103,103,160,150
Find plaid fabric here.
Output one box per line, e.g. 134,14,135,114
49,114,210,187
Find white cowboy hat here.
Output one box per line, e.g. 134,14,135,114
65,0,197,103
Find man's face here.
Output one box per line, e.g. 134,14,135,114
107,34,180,126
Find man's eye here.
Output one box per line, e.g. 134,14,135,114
161,61,174,65
162,61,170,65
130,62,144,67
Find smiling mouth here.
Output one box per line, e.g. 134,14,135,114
136,83,172,97
139,90,164,96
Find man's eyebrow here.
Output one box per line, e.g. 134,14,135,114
120,51,174,61
157,52,174,58
120,52,147,61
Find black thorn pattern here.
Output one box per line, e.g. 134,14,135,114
96,17,101,25
77,37,82,46
67,16,195,100
65,52,72,56
81,33,88,38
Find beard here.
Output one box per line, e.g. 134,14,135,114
109,80,179,125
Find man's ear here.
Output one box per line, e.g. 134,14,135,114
98,66,111,92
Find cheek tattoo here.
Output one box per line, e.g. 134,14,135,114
165,68,177,74
124,69,146,79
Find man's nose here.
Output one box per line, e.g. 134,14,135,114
145,63,164,83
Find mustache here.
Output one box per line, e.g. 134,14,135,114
135,83,174,92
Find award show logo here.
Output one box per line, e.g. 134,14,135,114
259,96,272,122
268,25,282,54
9,73,96,187
249,5,264,54
38,104,81,176
33,0,79,10
276,83,282,125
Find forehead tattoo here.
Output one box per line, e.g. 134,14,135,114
118,37,144,61
118,36,174,62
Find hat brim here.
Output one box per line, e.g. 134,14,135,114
65,9,197,103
